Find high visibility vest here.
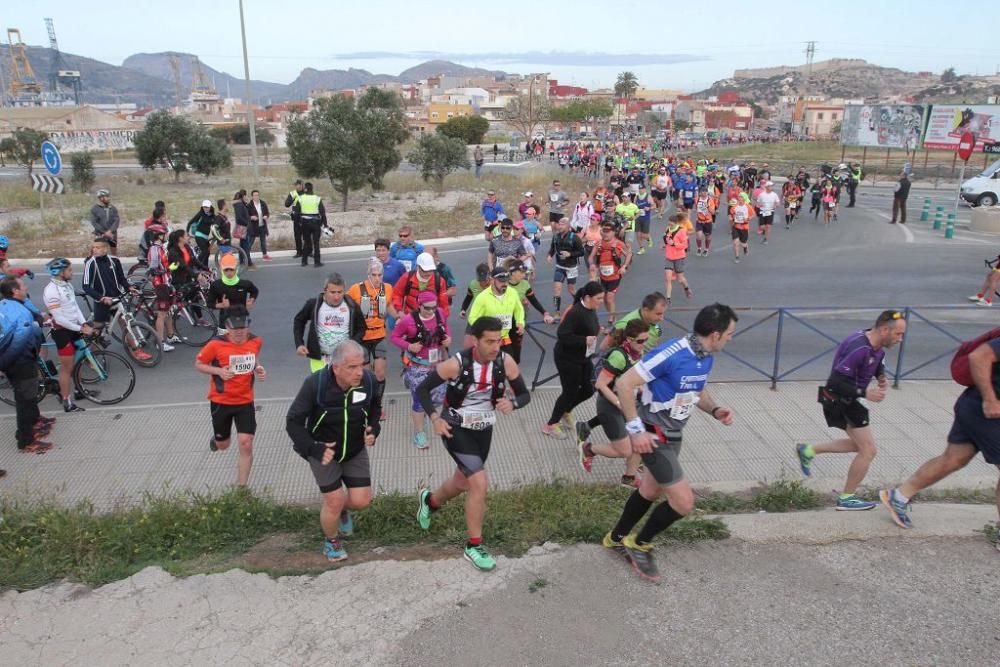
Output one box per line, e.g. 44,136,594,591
288,190,300,203
299,194,321,215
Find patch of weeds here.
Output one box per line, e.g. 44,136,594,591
528,577,549,593
751,480,821,513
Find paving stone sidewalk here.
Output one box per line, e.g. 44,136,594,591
0,381,996,510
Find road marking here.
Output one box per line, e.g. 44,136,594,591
873,211,914,242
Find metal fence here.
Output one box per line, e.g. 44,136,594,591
525,306,993,391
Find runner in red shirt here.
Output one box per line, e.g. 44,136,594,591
589,222,632,327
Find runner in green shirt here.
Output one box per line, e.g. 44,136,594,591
602,292,668,354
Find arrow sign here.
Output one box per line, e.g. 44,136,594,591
31,173,65,194
40,141,62,176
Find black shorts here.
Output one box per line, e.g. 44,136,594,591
947,393,1000,464
361,338,388,362
759,213,774,226
210,401,257,439
154,284,174,311
92,302,113,324
696,222,713,235
731,227,749,243
596,394,627,440
651,190,667,201
636,217,651,234
308,447,371,493
822,398,870,431
670,190,680,201
601,278,621,293
51,328,83,356
443,424,493,477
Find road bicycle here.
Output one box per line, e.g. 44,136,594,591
0,333,135,407
213,242,249,270
76,291,162,368
127,275,218,347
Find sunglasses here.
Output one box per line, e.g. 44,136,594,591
399,233,410,238
633,337,649,344
419,303,436,310
501,226,513,230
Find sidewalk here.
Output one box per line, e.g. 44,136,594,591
0,381,996,510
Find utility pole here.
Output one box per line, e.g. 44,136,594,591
804,41,816,89
239,0,259,183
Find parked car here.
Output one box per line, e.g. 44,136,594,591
961,158,1000,207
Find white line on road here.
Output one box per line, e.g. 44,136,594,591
873,211,914,242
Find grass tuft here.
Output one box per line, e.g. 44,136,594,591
750,480,822,513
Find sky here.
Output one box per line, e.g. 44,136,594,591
4,1,998,92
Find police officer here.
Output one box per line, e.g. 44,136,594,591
296,182,328,267
847,163,863,208
284,179,305,258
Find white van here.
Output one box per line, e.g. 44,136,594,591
961,158,1000,207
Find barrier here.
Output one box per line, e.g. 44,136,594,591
933,206,944,230
920,197,931,221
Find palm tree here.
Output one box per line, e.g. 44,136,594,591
614,71,639,100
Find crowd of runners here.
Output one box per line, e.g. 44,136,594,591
1,145,997,581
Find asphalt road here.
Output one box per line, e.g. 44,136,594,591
2,171,995,415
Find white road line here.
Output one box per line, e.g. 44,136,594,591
873,211,914,242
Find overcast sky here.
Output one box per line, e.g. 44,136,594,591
6,0,997,92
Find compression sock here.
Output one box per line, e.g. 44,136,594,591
705,238,711,251
839,493,856,500
467,536,482,547
611,490,654,542
376,378,386,404
587,416,601,429
425,492,441,511
635,501,685,546
553,295,561,312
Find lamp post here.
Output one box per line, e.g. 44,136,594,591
239,0,259,183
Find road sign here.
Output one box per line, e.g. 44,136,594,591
40,141,62,176
31,173,65,194
957,132,975,162
986,144,1000,154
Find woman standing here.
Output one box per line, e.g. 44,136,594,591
541,281,603,439
232,190,253,270
391,291,451,449
187,200,216,266
571,192,594,232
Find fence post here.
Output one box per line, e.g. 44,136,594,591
920,197,931,221
771,309,784,390
892,307,911,389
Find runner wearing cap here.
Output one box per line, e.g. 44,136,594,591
589,221,632,327
466,266,525,360
487,219,524,271
511,220,536,277
207,253,259,331
195,306,266,487
392,252,450,319
347,258,396,414
481,191,505,242
459,263,491,320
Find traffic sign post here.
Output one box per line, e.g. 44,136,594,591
35,142,64,224
955,131,975,214
40,141,62,176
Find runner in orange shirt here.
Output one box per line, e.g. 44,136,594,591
347,257,397,417
589,221,633,327
662,213,692,305
729,197,753,264
693,189,717,257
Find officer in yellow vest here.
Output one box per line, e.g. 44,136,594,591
296,182,327,267
284,179,305,258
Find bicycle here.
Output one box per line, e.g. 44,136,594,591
213,242,249,270
0,333,135,407
129,275,217,346
76,291,162,368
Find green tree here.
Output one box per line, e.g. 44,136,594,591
209,125,275,145
673,119,691,132
69,152,95,193
134,110,232,181
407,133,470,193
437,115,489,144
187,125,233,177
614,72,639,101
551,99,615,135
5,127,49,179
286,89,409,210
0,137,15,167
941,67,958,83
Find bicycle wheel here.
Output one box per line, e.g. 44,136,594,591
0,364,47,407
73,350,135,405
173,303,217,347
114,319,162,368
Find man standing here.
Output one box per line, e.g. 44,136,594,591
284,179,305,258
42,258,93,413
847,163,863,208
481,191,505,241
604,303,738,582
890,171,910,224
473,145,485,179
296,182,327,267
248,189,271,262
415,316,532,571
0,276,53,454
795,310,907,510
293,273,365,373
880,329,1000,547
195,306,266,487
286,340,381,562
547,179,569,225
90,189,120,250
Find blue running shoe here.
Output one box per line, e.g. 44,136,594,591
339,510,353,537
879,488,912,528
795,443,813,477
836,494,876,511
323,537,347,562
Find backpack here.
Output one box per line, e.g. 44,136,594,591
950,327,1000,386
399,270,442,311
598,240,626,268
408,308,447,346
445,347,507,409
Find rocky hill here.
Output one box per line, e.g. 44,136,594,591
122,52,288,104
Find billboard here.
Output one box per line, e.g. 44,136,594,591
923,105,1000,151
840,104,925,149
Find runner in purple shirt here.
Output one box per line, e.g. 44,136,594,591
794,310,907,511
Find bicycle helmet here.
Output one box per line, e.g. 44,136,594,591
0,235,8,250
46,257,71,277
96,189,110,197
147,224,167,235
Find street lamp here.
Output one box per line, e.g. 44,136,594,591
239,0,259,184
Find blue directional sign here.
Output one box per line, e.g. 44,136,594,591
40,141,62,176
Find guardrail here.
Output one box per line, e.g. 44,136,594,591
524,306,991,391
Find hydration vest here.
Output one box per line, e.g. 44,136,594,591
444,347,507,409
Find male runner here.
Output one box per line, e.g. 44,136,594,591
547,217,585,313
589,222,631,327
347,258,397,414
755,181,781,244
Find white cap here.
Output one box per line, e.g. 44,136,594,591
764,181,773,187
201,199,212,207
523,191,534,197
416,252,436,271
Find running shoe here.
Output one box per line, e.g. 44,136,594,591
879,488,913,529
637,247,646,255
733,257,740,264
602,531,629,560
339,510,353,537
162,342,175,352
976,299,992,307
647,238,653,249
622,535,660,583
323,537,347,562
967,294,984,302
133,349,153,361
743,245,749,256
380,409,387,421
620,474,640,489
795,443,813,477
835,494,876,511
684,286,693,299
578,440,594,473
463,543,497,571
575,420,592,444
560,410,576,433
63,401,84,413
542,422,568,439
166,335,183,344
412,431,428,449
209,435,218,452
20,440,53,454
762,238,768,245
37,416,56,426
417,489,432,530
262,255,273,262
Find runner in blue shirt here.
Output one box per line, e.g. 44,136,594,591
603,303,738,582
481,191,505,241
389,226,424,273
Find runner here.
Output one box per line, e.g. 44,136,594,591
415,316,532,571
375,239,406,290
662,213,692,305
634,186,653,254
575,318,647,482
542,281,603,439
880,327,1000,545
466,266,525,361
487,219,524,270
614,194,640,249
651,167,672,218
459,264,491,320
390,291,451,449
392,252,450,319
481,190,505,241
390,226,424,273
603,303,738,582
195,306,265,487
589,221,632,327
795,310,907,510
206,253,259,331
755,181,780,245
546,217,585,313
782,177,803,229
547,179,569,225
603,292,668,356
729,197,752,264
570,192,594,233
821,179,837,226
42,258,95,412
693,189,716,257
347,258,396,414
293,273,366,373
286,340,381,562
504,259,555,341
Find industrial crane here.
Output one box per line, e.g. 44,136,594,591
44,18,81,105
5,28,42,105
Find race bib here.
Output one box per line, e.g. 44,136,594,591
229,353,256,375
629,183,639,193
497,313,512,330
461,410,496,431
428,348,440,364
562,265,579,280
599,264,615,277
685,190,694,199
669,391,698,420
828,201,836,209
401,260,413,272
697,201,709,214
734,210,748,224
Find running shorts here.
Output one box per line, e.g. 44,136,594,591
759,213,774,226
821,397,870,430
731,227,749,243
696,222,713,235
665,258,686,274
210,401,257,439
947,392,1000,464
596,394,627,441
308,447,371,493
601,278,621,294
651,190,667,201
636,218,651,234
361,338,388,363
641,425,684,486
443,424,493,477
553,266,579,285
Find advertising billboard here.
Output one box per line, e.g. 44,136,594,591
923,105,1000,151
840,104,925,149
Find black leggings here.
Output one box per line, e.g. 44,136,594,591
548,355,594,424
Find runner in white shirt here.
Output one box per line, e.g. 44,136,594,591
651,169,672,218
293,273,365,373
755,181,781,245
